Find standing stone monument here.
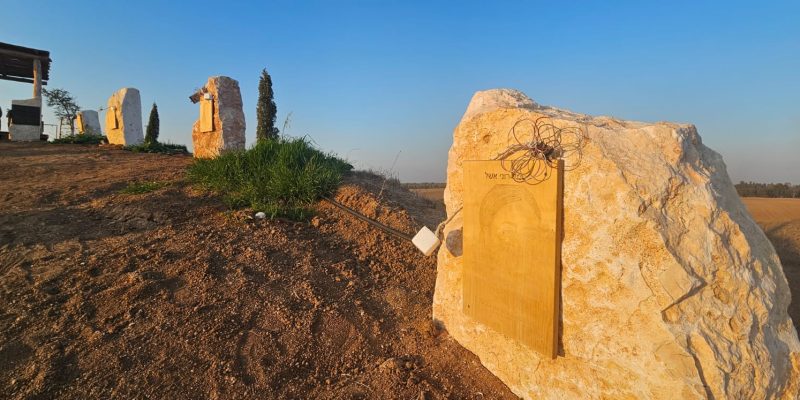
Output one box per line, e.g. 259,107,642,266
105,88,143,146
8,98,42,141
190,76,245,158
75,110,101,135
434,89,800,399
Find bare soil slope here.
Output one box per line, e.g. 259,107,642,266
0,143,515,399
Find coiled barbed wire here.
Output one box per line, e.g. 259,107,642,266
493,117,587,184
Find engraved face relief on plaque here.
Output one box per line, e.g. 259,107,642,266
463,160,563,358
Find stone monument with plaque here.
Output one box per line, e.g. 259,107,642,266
190,76,246,159
9,98,42,141
433,89,800,399
105,88,143,146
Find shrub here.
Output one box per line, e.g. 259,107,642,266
188,137,352,220
125,141,188,155
736,181,800,198
403,182,446,189
51,134,106,144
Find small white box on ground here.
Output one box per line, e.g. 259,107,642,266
412,226,441,256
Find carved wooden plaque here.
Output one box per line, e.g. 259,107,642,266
463,160,563,358
200,98,214,132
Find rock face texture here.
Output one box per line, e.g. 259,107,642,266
105,88,143,146
76,110,101,135
191,76,246,158
434,88,800,399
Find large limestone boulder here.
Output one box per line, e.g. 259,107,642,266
105,88,143,145
191,76,246,158
434,88,800,399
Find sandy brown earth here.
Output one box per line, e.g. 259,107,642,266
0,143,516,399
3,143,799,400
411,188,800,332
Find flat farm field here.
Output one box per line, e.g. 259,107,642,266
742,197,800,322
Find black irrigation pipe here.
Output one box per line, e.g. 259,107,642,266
321,196,414,242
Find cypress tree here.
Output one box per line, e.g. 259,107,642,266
145,103,159,144
256,68,279,141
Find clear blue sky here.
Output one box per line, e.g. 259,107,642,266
2,1,798,183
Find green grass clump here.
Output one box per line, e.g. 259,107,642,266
187,137,352,220
119,181,169,195
51,134,106,144
125,141,188,155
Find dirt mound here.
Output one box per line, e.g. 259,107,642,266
0,142,515,399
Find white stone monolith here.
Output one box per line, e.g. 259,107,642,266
105,88,143,145
76,110,102,135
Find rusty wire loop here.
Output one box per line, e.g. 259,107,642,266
492,116,587,184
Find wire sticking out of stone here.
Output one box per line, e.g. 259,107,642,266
493,116,587,184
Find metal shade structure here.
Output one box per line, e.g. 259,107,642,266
0,42,51,85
